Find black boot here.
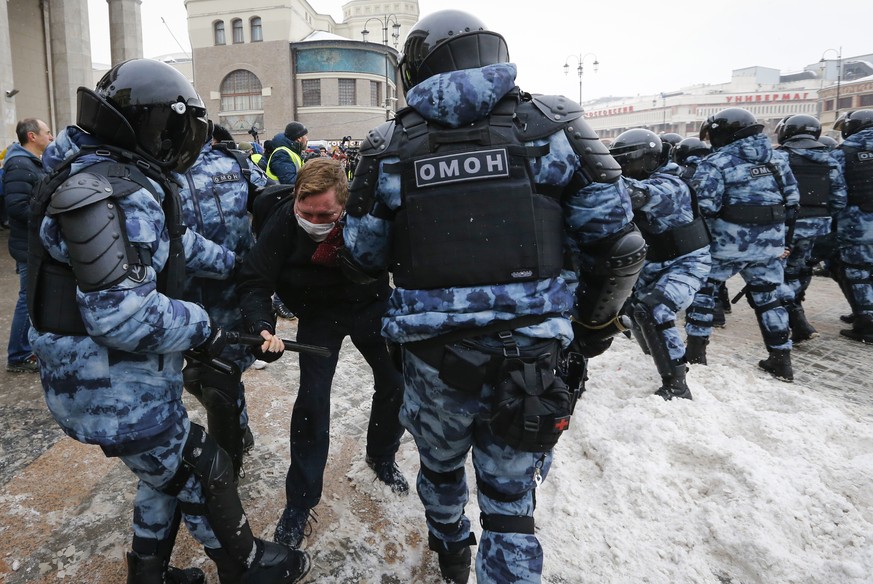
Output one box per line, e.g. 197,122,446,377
655,362,692,400
718,283,732,313
840,313,856,324
712,301,726,328
758,349,793,382
429,533,474,584
787,302,818,343
840,314,873,343
126,552,205,584
205,542,310,584
685,336,709,365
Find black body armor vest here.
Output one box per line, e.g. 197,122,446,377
787,151,831,218
28,147,186,335
842,146,873,212
385,95,565,290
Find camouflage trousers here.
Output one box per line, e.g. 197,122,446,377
633,249,711,362
123,417,222,550
839,242,873,314
686,258,791,351
400,336,554,583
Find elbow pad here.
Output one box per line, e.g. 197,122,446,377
575,224,647,327
47,172,139,292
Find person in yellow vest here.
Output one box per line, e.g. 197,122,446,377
267,122,308,185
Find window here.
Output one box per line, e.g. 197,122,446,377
860,94,873,107
370,80,381,107
220,69,263,112
338,79,356,106
838,96,853,110
214,21,225,45
232,19,244,44
250,17,263,42
302,79,321,107
824,99,835,112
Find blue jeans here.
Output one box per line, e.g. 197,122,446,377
7,260,32,363
285,299,404,510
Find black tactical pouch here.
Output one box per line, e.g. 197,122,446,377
488,334,574,452
438,343,495,393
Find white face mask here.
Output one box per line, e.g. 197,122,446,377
296,214,335,242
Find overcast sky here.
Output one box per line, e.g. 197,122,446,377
88,0,870,100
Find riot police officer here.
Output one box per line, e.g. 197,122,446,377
179,124,270,480
831,109,873,342
28,59,309,583
342,10,644,583
611,129,711,400
773,114,847,342
684,107,800,380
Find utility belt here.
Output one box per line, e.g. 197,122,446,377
642,217,710,262
719,203,785,225
404,314,575,452
797,205,830,219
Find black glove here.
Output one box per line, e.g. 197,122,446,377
194,325,229,359
253,343,284,363
570,320,615,359
249,322,284,363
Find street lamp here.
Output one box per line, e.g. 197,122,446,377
820,47,842,122
362,15,402,121
563,52,599,106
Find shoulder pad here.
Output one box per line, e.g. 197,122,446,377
360,121,398,158
515,94,584,141
46,172,114,216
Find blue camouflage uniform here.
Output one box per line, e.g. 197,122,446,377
344,62,634,582
773,142,847,303
685,134,800,352
625,164,711,363
31,127,237,550
831,127,873,320
178,142,268,474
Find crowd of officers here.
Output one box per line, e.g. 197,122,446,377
609,106,872,397
16,7,873,584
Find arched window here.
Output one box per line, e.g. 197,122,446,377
250,17,263,42
232,19,244,44
220,70,263,112
213,21,225,46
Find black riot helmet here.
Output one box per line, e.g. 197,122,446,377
658,132,683,166
76,58,209,173
399,9,510,93
699,107,763,149
673,137,711,165
775,114,822,145
609,129,663,180
833,109,873,139
818,135,838,150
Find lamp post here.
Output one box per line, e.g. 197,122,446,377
362,15,402,121
563,52,599,106
819,47,842,123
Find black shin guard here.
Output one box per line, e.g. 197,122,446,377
183,362,246,477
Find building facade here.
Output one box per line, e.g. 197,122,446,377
1,0,142,149
586,55,873,144
185,0,420,145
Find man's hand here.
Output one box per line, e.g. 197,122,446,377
253,329,285,363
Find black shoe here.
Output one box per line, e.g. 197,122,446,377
6,354,39,373
250,541,311,584
655,363,692,401
428,533,473,584
685,336,708,365
274,506,316,549
758,349,793,382
787,303,818,343
366,456,409,494
273,299,296,320
126,551,205,584
840,314,873,343
840,313,856,324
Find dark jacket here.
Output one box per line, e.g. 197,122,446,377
237,197,390,333
2,143,45,262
